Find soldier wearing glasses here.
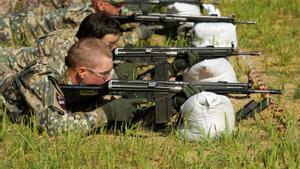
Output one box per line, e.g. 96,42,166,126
0,38,146,136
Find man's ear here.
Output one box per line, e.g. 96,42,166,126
77,67,88,79
95,1,105,11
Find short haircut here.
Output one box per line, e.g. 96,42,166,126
65,38,112,69
76,11,121,39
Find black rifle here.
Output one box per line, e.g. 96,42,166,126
122,0,219,5
60,80,282,124
113,46,260,80
112,13,256,25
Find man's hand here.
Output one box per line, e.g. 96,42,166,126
101,98,148,122
173,84,201,109
137,24,164,39
182,84,201,98
114,62,137,80
186,50,200,68
169,51,200,76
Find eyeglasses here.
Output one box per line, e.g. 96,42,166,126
102,40,116,49
86,67,112,79
103,41,116,49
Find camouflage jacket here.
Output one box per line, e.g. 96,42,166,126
0,58,108,136
0,0,89,16
0,29,77,81
0,2,141,47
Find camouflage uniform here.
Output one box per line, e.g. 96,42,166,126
0,0,19,16
117,23,141,47
0,14,13,46
0,58,108,136
0,0,141,47
0,29,77,81
0,0,89,16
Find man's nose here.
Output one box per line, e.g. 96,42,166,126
110,44,117,51
105,75,113,82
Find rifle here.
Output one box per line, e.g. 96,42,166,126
122,0,220,5
60,80,282,124
113,46,260,80
112,13,256,25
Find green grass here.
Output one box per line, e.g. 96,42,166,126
1,0,300,168
294,84,300,99
1,115,299,168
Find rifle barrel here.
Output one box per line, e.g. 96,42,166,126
247,89,282,95
232,51,261,56
235,20,257,24
123,0,220,5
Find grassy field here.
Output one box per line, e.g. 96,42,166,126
1,0,300,168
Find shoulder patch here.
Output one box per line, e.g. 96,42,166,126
56,92,66,110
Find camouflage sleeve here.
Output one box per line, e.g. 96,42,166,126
0,28,77,82
0,0,89,16
37,29,78,62
0,60,108,136
9,4,92,46
41,78,108,136
0,46,39,81
0,14,13,46
116,27,142,47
